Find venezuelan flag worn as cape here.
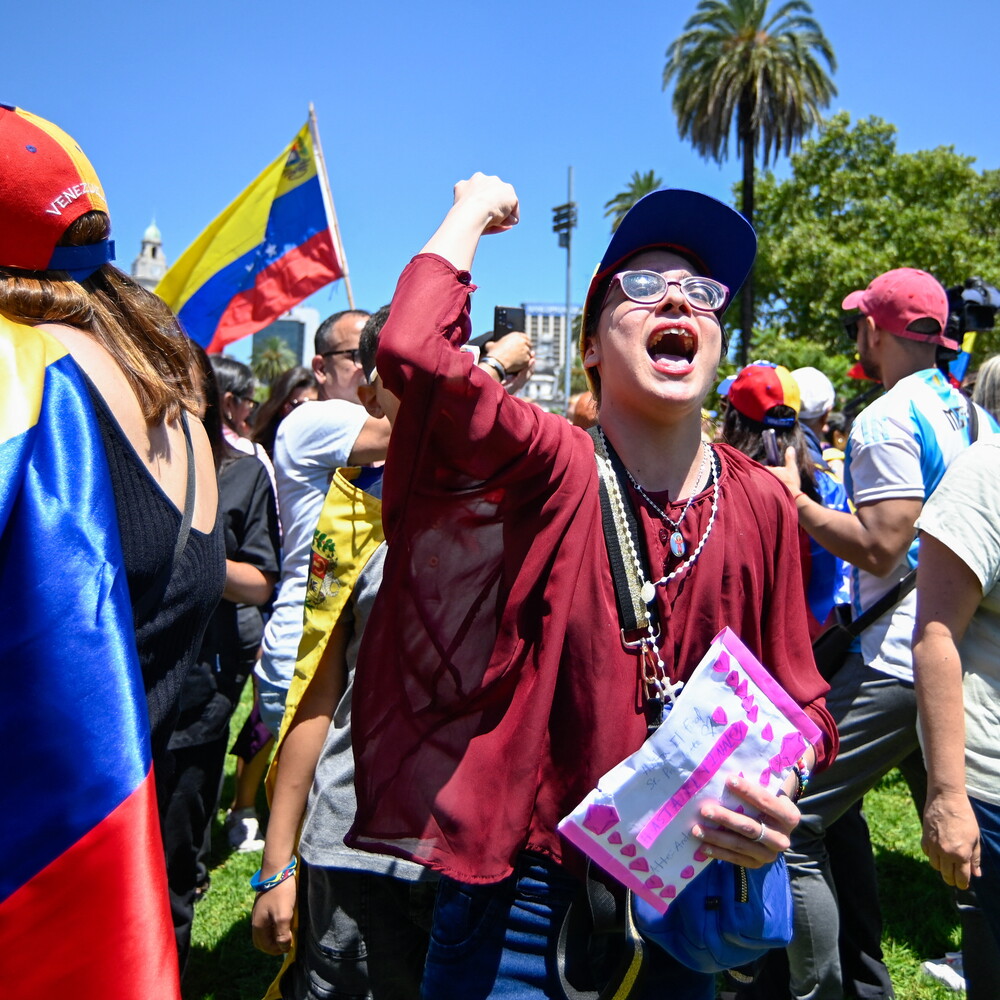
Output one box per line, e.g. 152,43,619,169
156,121,343,353
0,316,180,999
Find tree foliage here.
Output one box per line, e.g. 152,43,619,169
753,112,1000,362
251,335,298,386
664,0,837,364
604,170,664,233
664,0,836,166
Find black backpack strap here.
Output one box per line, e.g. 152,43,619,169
588,427,658,641
556,863,645,1000
847,569,916,638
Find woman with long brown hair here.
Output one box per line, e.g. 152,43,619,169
0,106,225,788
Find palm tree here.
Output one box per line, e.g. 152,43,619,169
251,335,298,385
663,0,836,365
604,170,664,233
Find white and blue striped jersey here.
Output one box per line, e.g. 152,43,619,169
845,368,998,681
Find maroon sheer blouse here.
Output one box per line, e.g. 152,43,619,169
347,254,837,884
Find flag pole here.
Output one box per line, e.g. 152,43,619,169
308,103,354,309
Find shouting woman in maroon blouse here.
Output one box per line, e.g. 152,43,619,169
345,174,837,999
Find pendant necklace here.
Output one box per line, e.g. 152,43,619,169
625,443,709,558
594,428,721,712
597,429,721,607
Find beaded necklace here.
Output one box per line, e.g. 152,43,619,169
625,443,709,558
595,428,721,711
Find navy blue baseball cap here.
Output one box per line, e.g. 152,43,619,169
579,189,757,381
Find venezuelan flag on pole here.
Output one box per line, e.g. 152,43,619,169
157,107,349,353
949,330,977,385
0,317,180,1000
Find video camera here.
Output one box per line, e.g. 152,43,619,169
941,277,1000,361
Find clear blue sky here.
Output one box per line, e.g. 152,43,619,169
6,0,999,352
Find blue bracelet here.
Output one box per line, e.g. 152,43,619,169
250,856,297,893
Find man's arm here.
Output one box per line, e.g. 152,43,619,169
770,446,921,575
251,620,350,955
912,532,983,890
347,415,391,466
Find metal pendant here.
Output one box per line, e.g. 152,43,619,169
669,530,686,558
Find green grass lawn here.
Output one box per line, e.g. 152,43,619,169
186,697,964,999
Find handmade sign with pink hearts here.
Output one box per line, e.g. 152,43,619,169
558,627,822,914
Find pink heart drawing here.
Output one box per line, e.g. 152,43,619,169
621,843,637,857
645,875,664,890
583,803,620,836
711,706,728,726
726,670,739,689
680,866,696,880
713,651,730,673
760,767,772,787
693,847,710,862
746,705,759,723
629,857,650,873
661,885,677,899
608,831,623,845
761,723,774,742
735,680,749,698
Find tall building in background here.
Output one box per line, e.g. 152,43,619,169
251,306,321,367
521,302,581,408
131,220,168,292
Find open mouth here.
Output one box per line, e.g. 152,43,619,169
648,327,697,367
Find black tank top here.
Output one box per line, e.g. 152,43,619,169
84,379,225,769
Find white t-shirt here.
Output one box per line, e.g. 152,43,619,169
256,399,368,698
845,369,994,681
916,439,1000,806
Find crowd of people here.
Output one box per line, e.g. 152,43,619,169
4,105,1000,1000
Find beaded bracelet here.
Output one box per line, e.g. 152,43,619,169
250,856,297,893
792,757,812,801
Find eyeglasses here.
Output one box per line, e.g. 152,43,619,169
321,348,362,365
604,270,730,313
233,394,258,412
843,315,862,341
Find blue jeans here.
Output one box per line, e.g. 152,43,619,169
420,852,714,1000
970,796,1000,951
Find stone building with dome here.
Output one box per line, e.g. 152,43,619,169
131,219,168,292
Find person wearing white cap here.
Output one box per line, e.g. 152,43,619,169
791,366,836,463
767,268,998,1000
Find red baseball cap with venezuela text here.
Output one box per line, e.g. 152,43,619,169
0,105,115,280
842,267,956,351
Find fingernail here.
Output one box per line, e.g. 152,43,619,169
703,809,715,821
692,825,704,839
728,775,741,788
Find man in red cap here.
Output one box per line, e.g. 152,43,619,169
767,267,997,1000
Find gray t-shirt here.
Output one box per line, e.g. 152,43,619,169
298,543,433,880
917,438,1000,806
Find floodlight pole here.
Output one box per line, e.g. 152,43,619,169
551,167,577,412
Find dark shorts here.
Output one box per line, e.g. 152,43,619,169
284,861,436,1000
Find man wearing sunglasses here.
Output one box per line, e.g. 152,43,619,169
344,174,837,999
764,267,998,1000
254,310,393,746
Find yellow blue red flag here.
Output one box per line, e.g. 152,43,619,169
157,118,345,353
0,316,180,999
